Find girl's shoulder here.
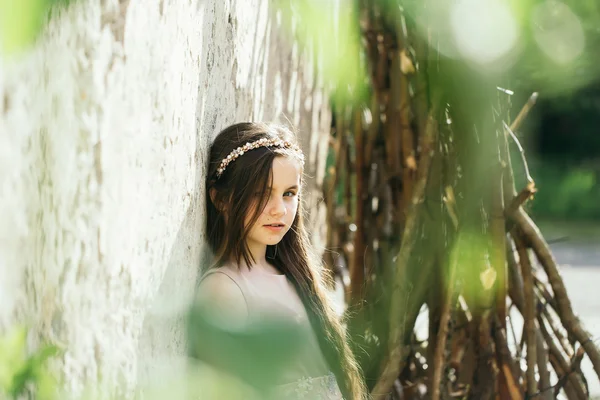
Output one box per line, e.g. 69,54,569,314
197,265,249,327
200,263,242,281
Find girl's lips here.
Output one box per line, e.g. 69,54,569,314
263,224,285,231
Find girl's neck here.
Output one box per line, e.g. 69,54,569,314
245,240,267,267
239,261,283,276
232,246,284,276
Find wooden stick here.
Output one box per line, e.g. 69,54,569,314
509,92,538,133
427,277,441,391
548,358,581,400
506,239,524,307
541,305,574,358
364,94,379,168
392,42,416,209
507,183,537,214
324,109,346,279
536,324,553,400
513,232,538,396
470,312,498,400
509,208,600,381
504,88,599,376
350,108,367,305
533,275,558,312
493,320,523,400
388,49,407,231
537,312,588,400
503,122,534,185
533,277,575,358
431,240,459,400
554,346,586,397
344,135,352,222
371,103,439,400
448,298,471,371
385,51,403,182
492,127,507,326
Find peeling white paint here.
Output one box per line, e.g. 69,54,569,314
0,0,330,397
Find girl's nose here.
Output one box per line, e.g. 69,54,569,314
269,197,287,216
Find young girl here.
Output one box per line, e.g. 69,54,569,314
197,122,366,400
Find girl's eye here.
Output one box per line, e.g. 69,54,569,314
283,191,297,197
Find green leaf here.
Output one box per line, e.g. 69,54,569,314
0,0,47,55
0,326,28,392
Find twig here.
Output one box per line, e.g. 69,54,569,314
344,138,352,221
350,108,367,305
513,232,538,396
392,31,417,210
509,208,600,381
537,312,588,400
554,346,586,398
431,236,459,400
533,277,575,358
536,324,553,400
371,103,440,400
509,92,538,133
533,274,557,311
364,94,380,168
324,109,347,285
506,239,525,311
449,298,471,370
506,240,526,377
508,314,522,364
508,183,537,214
493,319,523,400
393,379,404,400
491,134,507,326
503,100,599,377
470,311,498,400
541,305,574,359
503,121,534,186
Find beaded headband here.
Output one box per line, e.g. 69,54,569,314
216,137,304,178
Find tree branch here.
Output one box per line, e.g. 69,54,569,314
509,208,600,382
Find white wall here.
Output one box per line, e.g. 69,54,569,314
0,0,330,397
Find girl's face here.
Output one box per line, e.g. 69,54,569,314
245,156,302,253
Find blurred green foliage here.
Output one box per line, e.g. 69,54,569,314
186,301,305,395
451,230,496,311
0,306,304,400
529,160,600,220
0,326,60,400
276,0,369,106
0,0,73,55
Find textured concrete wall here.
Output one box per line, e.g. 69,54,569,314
0,0,330,397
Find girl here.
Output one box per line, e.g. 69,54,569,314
197,122,366,400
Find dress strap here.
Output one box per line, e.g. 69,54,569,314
199,268,250,314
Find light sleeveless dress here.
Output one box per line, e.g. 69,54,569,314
200,265,344,400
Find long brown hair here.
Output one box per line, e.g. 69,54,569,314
205,122,367,400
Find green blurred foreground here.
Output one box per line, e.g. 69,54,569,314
0,306,305,399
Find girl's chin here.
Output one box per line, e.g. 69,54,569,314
264,239,283,246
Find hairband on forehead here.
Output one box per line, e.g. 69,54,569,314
216,137,305,178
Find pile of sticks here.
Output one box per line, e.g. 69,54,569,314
322,2,600,399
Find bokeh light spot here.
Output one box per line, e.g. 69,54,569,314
450,0,519,64
532,0,584,65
